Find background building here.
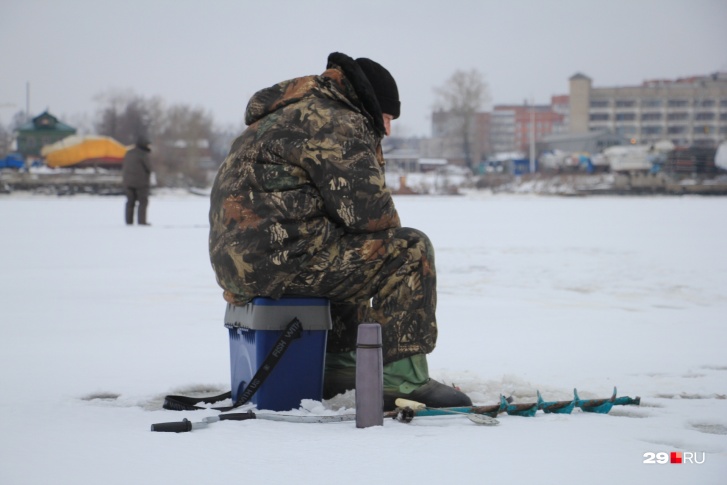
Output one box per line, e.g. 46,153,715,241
427,104,562,165
493,103,564,154
539,130,626,155
569,72,727,147
489,109,516,154
16,111,76,160
402,72,727,176
422,111,491,167
550,95,570,135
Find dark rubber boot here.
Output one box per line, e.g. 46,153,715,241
323,367,355,400
383,379,472,411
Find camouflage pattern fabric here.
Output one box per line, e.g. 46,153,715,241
285,227,437,363
209,54,437,363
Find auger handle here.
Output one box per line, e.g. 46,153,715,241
150,418,193,433
394,398,426,411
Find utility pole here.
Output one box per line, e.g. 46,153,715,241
529,98,536,174
26,82,31,121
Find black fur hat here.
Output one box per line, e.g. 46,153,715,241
327,52,398,135
355,58,400,119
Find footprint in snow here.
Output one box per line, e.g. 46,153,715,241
654,392,724,400
80,392,120,401
608,408,651,418
689,422,727,436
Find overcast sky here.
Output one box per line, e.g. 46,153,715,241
2,0,726,137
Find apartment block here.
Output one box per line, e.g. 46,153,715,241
569,72,727,147
493,104,565,154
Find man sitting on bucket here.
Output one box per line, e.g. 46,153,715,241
209,52,471,410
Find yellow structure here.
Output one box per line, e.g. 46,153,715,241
42,135,128,168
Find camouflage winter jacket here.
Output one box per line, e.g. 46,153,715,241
209,52,401,305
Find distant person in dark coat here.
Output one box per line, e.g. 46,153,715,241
122,136,153,225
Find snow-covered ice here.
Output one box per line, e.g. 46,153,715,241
1,191,725,484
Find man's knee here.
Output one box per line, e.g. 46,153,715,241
391,227,434,262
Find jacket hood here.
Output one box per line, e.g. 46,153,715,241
326,52,385,134
244,52,386,136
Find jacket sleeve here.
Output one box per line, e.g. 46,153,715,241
301,116,400,233
141,152,153,174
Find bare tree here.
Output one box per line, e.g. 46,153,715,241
0,123,12,158
94,89,150,144
210,122,241,166
0,111,28,158
93,91,218,187
9,110,28,131
154,104,215,187
434,69,490,169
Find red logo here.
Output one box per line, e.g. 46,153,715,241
644,451,704,464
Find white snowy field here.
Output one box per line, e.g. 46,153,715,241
0,191,725,485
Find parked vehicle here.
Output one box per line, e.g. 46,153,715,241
603,140,674,172
0,153,24,169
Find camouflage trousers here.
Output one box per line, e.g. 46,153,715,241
286,227,437,364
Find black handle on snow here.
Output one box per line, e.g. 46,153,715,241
151,412,258,433
151,418,193,433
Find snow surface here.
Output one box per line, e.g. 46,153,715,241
1,191,725,484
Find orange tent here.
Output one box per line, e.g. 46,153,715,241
42,135,128,168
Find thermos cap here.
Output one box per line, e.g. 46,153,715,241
357,323,382,346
